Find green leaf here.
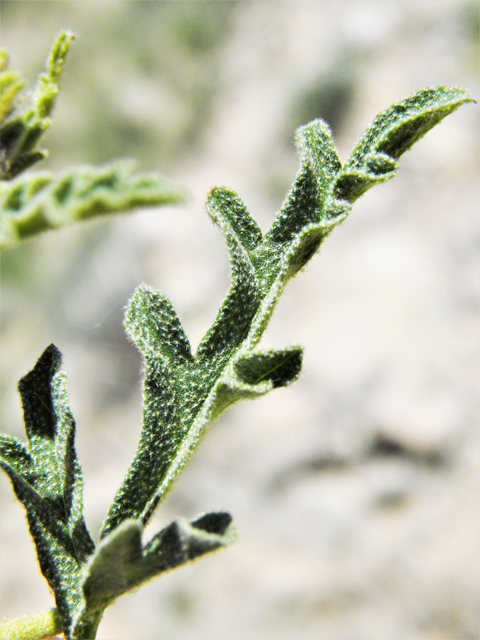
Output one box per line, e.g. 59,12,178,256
334,86,474,203
102,86,474,547
197,187,261,362
73,512,235,633
124,284,193,366
234,347,303,388
35,30,75,118
0,345,94,638
0,161,186,249
1,85,473,637
207,347,303,421
101,122,343,534
0,32,75,180
206,186,262,252
1,345,235,638
102,285,191,534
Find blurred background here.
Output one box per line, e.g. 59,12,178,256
0,1,479,638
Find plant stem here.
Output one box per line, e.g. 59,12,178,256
0,607,63,640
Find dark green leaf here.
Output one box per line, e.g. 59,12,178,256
235,347,303,388
0,345,94,638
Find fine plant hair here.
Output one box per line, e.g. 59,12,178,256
0,32,474,640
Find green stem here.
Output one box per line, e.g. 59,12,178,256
0,607,103,640
0,607,63,640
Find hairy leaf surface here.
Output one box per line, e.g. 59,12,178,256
0,85,473,638
73,512,235,634
0,345,94,638
102,86,473,542
333,86,473,203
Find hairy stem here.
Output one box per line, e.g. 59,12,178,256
0,608,63,640
0,607,103,640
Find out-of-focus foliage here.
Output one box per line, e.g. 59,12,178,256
1,2,238,173
0,31,186,250
0,32,74,180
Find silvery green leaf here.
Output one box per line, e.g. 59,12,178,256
73,513,235,634
0,84,473,638
104,86,474,544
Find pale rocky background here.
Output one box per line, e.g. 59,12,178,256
0,2,479,639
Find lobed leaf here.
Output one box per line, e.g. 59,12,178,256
0,33,187,252
124,284,193,365
1,85,473,637
0,345,94,638
103,86,474,547
265,119,342,250
334,86,474,203
74,512,234,633
197,187,261,362
0,162,186,249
